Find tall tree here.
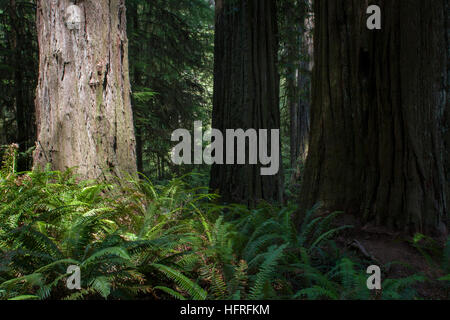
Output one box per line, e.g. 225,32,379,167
0,0,37,170
127,0,213,179
279,0,312,168
127,0,144,174
445,0,450,229
210,0,283,205
299,0,448,236
33,0,137,180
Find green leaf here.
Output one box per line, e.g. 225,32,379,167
8,295,40,300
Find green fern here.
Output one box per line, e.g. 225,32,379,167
248,244,288,300
151,263,207,300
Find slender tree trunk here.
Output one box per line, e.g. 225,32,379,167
299,0,448,236
287,35,301,168
129,1,144,175
33,0,137,180
295,4,313,167
135,125,143,174
9,0,26,162
210,0,283,205
444,0,450,228
287,0,312,168
8,0,35,170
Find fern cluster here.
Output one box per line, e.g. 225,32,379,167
0,151,441,300
0,167,207,300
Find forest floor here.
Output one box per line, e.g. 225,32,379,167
333,214,449,299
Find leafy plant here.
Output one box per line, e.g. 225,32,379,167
0,150,440,300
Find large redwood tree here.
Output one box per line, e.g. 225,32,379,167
210,0,283,205
33,0,137,180
299,0,448,236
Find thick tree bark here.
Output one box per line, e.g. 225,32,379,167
210,0,283,205
299,0,448,236
33,0,137,180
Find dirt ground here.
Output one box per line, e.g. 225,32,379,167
333,214,449,299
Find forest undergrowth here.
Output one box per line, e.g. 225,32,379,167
0,145,448,300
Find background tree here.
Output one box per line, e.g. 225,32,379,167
278,0,313,169
210,0,283,205
33,0,137,180
127,0,214,181
299,0,448,236
444,0,450,228
0,0,37,170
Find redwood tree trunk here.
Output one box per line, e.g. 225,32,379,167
33,0,137,180
299,0,448,236
210,0,283,205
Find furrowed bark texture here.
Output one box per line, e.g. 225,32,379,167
299,0,448,236
33,0,137,180
210,0,283,205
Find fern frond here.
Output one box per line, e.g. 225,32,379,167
151,263,207,300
